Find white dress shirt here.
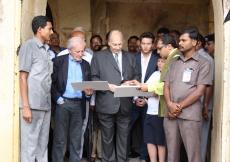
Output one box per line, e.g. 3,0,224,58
133,53,151,102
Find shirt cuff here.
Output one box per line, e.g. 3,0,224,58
90,92,96,106
57,97,64,104
132,96,138,103
85,95,91,98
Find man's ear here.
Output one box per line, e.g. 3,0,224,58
192,39,197,47
167,44,172,50
37,26,43,34
197,41,202,47
67,48,71,54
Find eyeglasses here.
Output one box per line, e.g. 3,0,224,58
157,44,167,50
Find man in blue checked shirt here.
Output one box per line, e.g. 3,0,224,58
51,36,93,162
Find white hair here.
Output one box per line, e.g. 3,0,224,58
67,36,86,49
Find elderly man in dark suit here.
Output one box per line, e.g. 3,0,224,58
91,30,141,162
51,36,93,162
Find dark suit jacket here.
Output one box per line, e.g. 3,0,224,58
91,48,141,114
51,54,91,118
133,52,158,111
135,52,158,83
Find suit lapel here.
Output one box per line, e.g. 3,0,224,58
63,55,69,87
105,49,120,73
136,53,142,73
144,53,156,82
122,51,128,76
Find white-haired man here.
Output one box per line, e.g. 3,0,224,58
51,37,93,161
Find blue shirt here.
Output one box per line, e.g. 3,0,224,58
57,54,83,104
50,46,66,57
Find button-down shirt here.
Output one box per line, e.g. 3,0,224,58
19,37,53,110
198,48,215,80
163,52,212,121
57,54,83,104
57,49,95,105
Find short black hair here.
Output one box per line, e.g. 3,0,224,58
139,32,155,43
157,27,170,34
128,36,139,43
156,34,177,48
90,35,102,44
170,30,180,38
106,31,111,40
197,34,205,48
32,16,52,34
180,28,199,42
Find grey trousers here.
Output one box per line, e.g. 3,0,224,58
201,111,212,162
98,110,131,162
20,108,51,162
79,101,89,158
164,118,202,162
52,99,83,162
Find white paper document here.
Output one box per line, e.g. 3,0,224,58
114,86,153,97
71,81,110,91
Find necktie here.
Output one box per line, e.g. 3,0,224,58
114,54,121,71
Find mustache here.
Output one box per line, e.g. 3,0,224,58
179,46,184,49
93,45,100,48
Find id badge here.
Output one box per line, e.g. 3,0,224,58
182,70,192,82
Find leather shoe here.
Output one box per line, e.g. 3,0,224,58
129,151,140,158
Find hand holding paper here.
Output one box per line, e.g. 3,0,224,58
108,84,116,92
84,88,94,95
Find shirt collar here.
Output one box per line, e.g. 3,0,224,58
113,51,122,56
178,52,199,62
32,37,49,51
198,48,205,53
68,54,82,63
168,48,177,56
141,52,152,59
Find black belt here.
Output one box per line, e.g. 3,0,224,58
63,96,82,101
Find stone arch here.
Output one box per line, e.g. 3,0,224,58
1,0,230,161
47,0,59,32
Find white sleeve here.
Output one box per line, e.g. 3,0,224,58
90,91,96,106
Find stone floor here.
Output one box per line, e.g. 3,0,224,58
64,157,140,162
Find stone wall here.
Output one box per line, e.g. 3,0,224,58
91,0,213,50
47,0,214,49
48,0,91,47
21,0,47,43
0,0,21,161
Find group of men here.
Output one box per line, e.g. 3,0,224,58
19,15,215,162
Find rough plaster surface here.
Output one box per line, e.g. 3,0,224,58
0,0,21,161
211,0,223,161
105,2,209,50
21,0,47,43
57,0,91,47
